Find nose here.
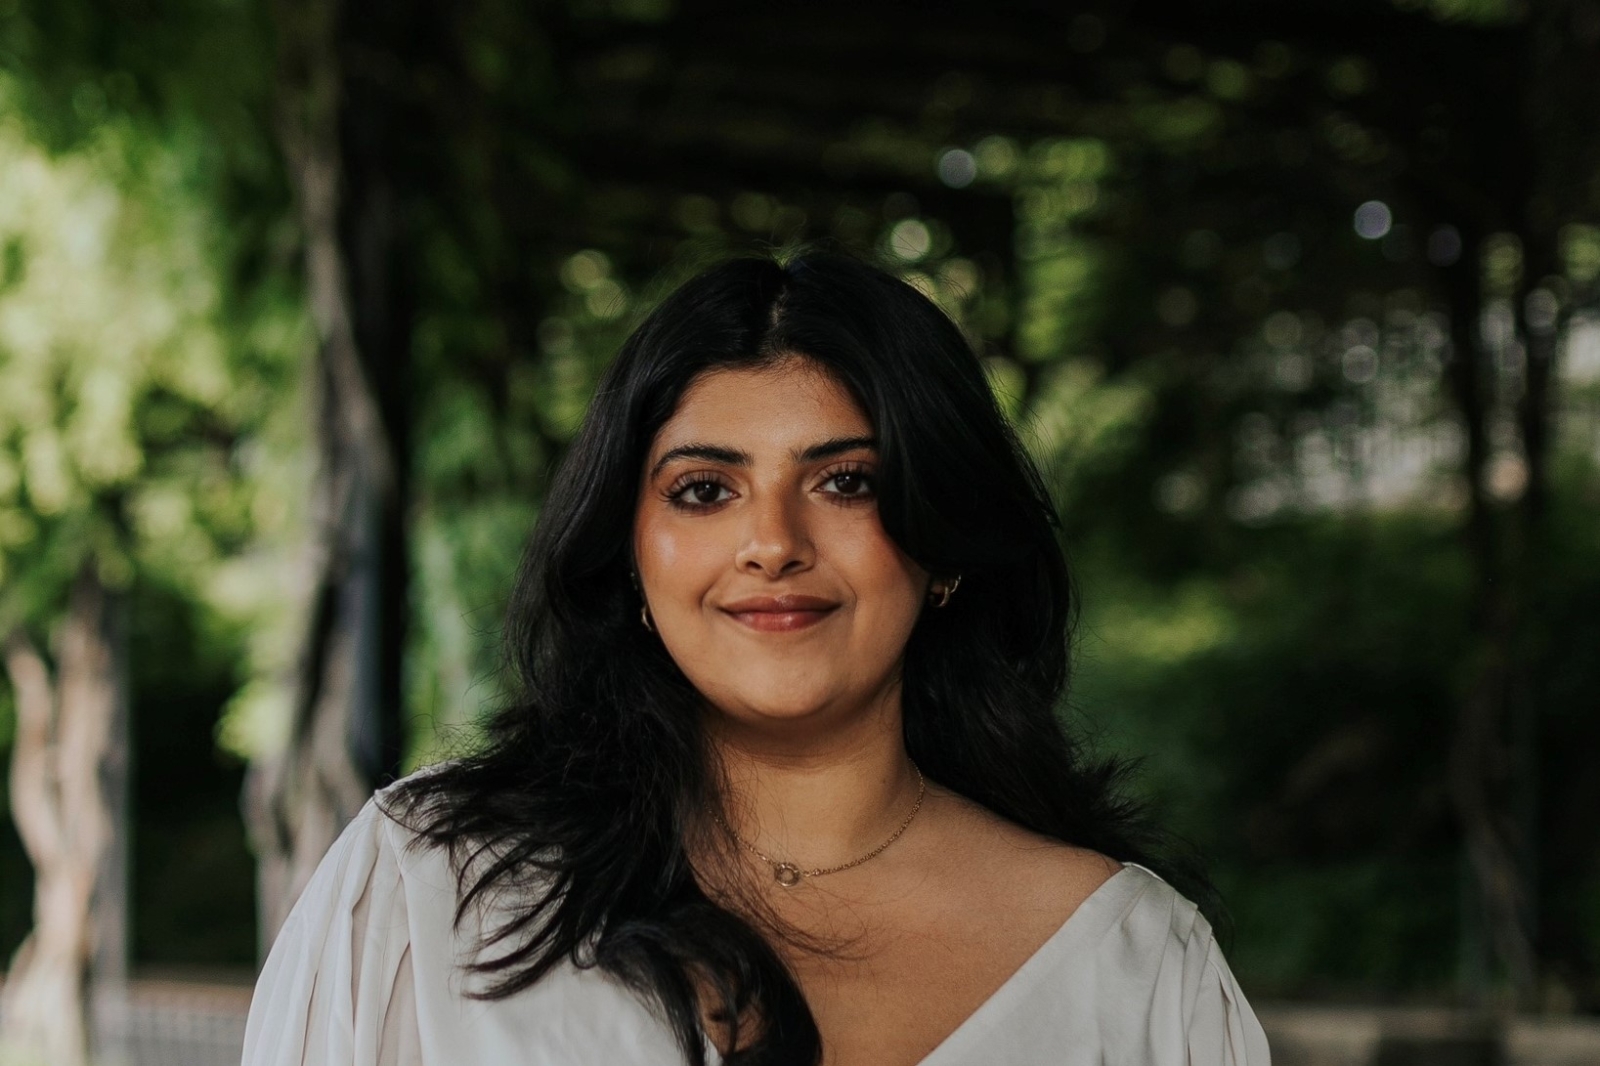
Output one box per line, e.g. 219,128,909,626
733,489,815,578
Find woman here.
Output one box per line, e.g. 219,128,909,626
242,252,1271,1066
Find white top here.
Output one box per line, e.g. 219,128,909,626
242,779,1272,1066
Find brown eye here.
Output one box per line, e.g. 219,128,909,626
662,472,736,511
821,468,874,498
689,481,726,505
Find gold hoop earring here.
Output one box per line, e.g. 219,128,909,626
930,574,962,608
640,604,655,632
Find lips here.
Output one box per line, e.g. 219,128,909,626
719,594,840,632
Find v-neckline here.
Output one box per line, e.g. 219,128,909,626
703,862,1149,1066
910,862,1143,1066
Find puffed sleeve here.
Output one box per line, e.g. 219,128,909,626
1094,865,1271,1066
1184,936,1271,1065
240,797,424,1066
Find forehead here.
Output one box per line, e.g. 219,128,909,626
650,358,871,449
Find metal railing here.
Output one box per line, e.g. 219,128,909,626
97,981,253,1066
8,979,1600,1066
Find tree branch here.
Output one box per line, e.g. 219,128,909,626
2,627,62,876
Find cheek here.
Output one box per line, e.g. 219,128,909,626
633,510,722,588
837,521,925,621
634,515,680,571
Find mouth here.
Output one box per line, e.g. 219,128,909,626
719,594,841,633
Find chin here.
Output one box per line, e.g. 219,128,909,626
729,690,836,720
736,697,835,723
701,675,850,725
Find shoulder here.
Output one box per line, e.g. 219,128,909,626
1084,865,1273,1064
1101,863,1212,948
263,768,461,949
366,763,490,895
1075,862,1225,990
262,764,480,966
925,786,1123,919
243,781,425,1066
313,765,462,886
243,766,513,1065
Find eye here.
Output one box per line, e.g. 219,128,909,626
664,475,735,510
686,480,731,505
818,465,875,500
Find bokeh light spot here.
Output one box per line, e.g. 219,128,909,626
888,219,932,262
973,135,1019,180
1155,470,1204,515
1206,60,1252,101
937,148,977,189
560,249,611,292
1524,288,1559,334
1342,344,1379,383
1353,200,1393,240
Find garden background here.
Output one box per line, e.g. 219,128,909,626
1,0,1598,1062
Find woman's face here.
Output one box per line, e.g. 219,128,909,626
633,356,929,737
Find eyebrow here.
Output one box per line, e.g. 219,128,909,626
648,435,877,481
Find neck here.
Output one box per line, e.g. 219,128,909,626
705,694,921,873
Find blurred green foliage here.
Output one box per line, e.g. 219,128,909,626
0,0,1596,1006
0,0,302,967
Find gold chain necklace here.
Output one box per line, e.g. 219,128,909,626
710,764,927,888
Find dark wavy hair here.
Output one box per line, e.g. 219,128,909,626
386,250,1209,1065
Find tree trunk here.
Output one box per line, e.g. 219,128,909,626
1436,0,1598,1005
245,0,410,950
1437,216,1543,1004
0,565,128,1066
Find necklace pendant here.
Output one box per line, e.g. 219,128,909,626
772,862,803,888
